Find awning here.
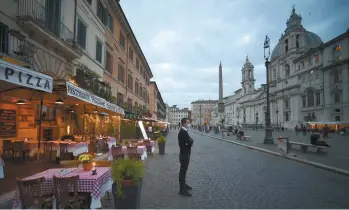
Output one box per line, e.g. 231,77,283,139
66,81,124,115
0,59,53,93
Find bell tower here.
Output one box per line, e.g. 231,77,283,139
241,56,255,95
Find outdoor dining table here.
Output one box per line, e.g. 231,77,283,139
12,167,112,209
0,157,4,179
50,141,89,157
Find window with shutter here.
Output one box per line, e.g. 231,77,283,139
96,38,103,63
0,22,9,54
77,18,87,49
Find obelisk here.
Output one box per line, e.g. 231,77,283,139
218,62,225,126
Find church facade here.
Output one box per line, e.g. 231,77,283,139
211,7,349,129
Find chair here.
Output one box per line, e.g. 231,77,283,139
2,140,13,159
42,142,53,162
52,175,87,209
143,140,152,153
60,160,81,168
111,146,124,160
59,144,73,160
16,177,52,209
13,141,30,161
126,146,141,160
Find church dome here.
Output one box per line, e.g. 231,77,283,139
271,6,323,59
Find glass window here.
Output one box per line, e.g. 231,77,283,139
128,74,133,90
129,47,134,61
302,95,306,107
296,35,300,48
77,18,87,49
316,92,320,105
119,32,125,49
334,92,341,103
118,64,125,83
105,51,112,73
107,14,113,32
284,39,288,53
0,22,8,54
95,38,103,63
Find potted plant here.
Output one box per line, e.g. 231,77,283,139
111,159,144,209
156,135,166,155
78,153,93,171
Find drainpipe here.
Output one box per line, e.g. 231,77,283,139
322,69,325,118
73,0,77,46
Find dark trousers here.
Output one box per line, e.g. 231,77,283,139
179,153,190,191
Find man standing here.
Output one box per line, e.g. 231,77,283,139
178,118,193,197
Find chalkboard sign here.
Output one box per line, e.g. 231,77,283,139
0,109,17,137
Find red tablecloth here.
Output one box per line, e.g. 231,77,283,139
12,167,111,208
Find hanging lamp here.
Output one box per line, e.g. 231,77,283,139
16,99,26,105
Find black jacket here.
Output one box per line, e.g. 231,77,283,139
178,128,194,155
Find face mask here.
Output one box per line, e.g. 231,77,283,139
186,124,191,129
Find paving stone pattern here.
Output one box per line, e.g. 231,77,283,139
139,130,349,209
204,129,349,170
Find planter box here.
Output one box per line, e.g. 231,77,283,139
112,180,142,209
158,142,165,155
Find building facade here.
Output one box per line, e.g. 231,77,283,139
211,7,349,129
148,81,166,120
168,105,189,125
191,100,218,125
0,0,158,152
102,0,152,116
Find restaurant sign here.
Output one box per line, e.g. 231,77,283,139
66,81,124,115
0,59,53,93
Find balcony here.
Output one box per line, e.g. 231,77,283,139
17,0,81,60
0,30,35,68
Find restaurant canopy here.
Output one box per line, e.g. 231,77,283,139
66,81,124,115
0,59,53,93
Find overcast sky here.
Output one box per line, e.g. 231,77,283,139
120,0,349,108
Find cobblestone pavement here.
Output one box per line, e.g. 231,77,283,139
202,129,349,171
139,130,349,209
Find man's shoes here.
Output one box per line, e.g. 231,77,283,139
185,184,192,190
178,190,192,197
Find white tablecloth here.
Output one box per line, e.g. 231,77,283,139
0,166,4,179
54,143,89,157
0,158,4,179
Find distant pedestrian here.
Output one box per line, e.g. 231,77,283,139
295,125,299,136
323,124,329,138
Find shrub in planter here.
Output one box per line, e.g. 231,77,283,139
157,135,166,155
111,159,144,209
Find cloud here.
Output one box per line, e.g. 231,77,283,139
120,0,349,108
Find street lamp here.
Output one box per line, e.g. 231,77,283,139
263,35,274,144
276,107,279,130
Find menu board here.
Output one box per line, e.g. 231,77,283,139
0,109,17,137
